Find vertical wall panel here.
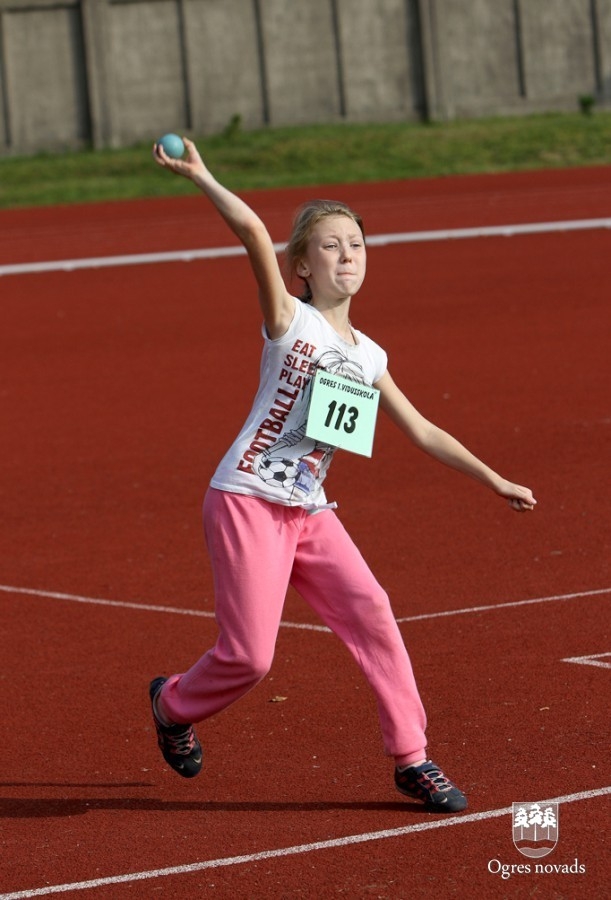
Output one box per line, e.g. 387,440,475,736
591,0,611,100
183,0,264,134
105,0,187,144
0,12,8,147
520,0,597,101
420,0,523,118
3,4,89,152
336,0,418,122
259,0,341,125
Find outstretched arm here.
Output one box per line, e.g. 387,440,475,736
154,137,294,339
376,370,536,511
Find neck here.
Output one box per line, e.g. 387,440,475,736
311,295,350,321
312,299,355,344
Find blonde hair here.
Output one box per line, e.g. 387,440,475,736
285,199,365,302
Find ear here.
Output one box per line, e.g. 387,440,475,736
296,259,310,278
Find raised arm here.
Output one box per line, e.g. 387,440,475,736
154,137,294,339
375,370,536,511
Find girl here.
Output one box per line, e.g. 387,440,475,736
149,138,536,813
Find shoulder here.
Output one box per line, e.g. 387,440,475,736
263,296,319,343
355,328,386,355
354,329,388,381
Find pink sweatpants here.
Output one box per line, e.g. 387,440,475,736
160,488,427,765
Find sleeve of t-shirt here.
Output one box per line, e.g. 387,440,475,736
260,296,302,345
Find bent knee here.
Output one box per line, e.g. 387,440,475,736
360,589,402,639
220,650,273,687
243,655,272,684
369,587,393,619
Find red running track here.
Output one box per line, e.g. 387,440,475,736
1,166,610,898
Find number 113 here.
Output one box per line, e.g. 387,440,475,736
324,400,359,433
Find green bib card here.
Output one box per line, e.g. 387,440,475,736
306,369,380,457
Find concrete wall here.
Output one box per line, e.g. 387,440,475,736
0,0,609,156
0,0,91,152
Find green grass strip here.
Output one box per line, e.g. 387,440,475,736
0,112,609,209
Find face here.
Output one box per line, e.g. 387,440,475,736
297,215,366,302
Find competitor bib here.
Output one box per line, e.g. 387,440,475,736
306,369,380,457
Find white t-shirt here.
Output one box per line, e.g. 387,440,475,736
210,296,388,509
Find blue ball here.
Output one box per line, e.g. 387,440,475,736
158,133,185,159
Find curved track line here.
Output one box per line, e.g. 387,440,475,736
1,786,609,899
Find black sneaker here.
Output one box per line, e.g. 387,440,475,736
149,677,203,778
395,760,467,812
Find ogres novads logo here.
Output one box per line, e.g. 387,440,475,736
512,802,559,858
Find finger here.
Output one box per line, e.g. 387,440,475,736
509,497,535,512
155,143,184,173
182,137,200,163
153,142,169,165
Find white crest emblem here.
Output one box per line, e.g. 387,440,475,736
512,802,559,858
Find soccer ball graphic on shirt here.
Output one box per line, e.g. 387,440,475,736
257,456,301,488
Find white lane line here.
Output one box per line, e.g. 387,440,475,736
1,584,609,633
0,584,328,632
0,584,218,619
395,587,611,623
562,652,611,669
1,785,609,899
0,243,252,277
366,217,611,245
1,217,610,277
